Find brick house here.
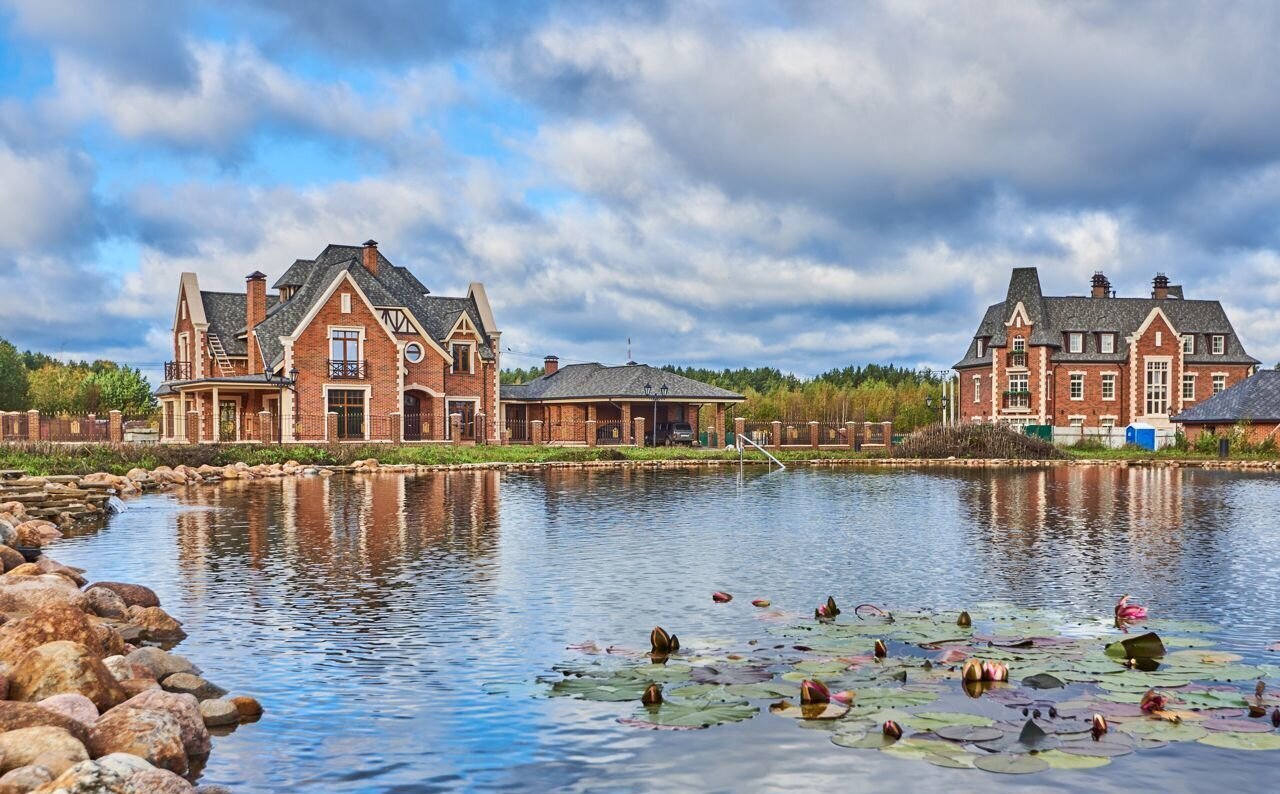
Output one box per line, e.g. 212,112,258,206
954,268,1259,430
500,357,743,445
157,240,501,443
1173,369,1280,444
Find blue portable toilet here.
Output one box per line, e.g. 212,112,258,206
1126,422,1156,451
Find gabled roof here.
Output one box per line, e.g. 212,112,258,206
503,363,743,402
954,268,1258,369
1173,370,1280,424
199,291,280,356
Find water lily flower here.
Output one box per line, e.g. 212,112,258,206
799,679,831,705
831,690,854,705
815,596,841,621
1248,702,1266,718
641,683,663,706
1272,708,1280,728
649,626,679,655
1140,689,1168,714
751,599,771,608
1091,713,1108,739
982,661,1009,682
962,658,984,682
937,648,968,665
1115,594,1148,621
1256,680,1266,700
882,720,903,740
873,639,888,658
957,610,972,628
712,591,733,603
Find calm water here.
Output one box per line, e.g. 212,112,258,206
47,466,1280,793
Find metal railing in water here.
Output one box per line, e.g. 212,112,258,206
737,430,785,470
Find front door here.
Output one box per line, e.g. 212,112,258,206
404,393,422,441
218,400,238,442
448,400,476,440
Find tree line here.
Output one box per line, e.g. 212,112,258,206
0,338,156,415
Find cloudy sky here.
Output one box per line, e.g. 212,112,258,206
2,0,1279,382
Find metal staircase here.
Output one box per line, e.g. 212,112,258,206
206,333,235,377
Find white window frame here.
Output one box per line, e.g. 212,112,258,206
322,384,371,441
450,342,474,374
1212,373,1227,395
340,293,352,314
973,375,981,403
1068,415,1085,428
1212,335,1225,355
976,339,986,358
327,325,365,368
404,342,424,364
1145,359,1171,416
1101,373,1116,401
1155,331,1163,347
1099,334,1115,354
180,300,186,320
1100,416,1117,431
1182,373,1196,401
1068,332,1083,353
1008,372,1029,392
1012,335,1025,352
1182,334,1195,354
1069,372,1085,401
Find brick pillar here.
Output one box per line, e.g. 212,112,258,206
715,404,726,447
389,412,401,443
808,421,819,448
846,421,857,449
26,410,39,442
326,411,339,443
771,420,782,449
882,421,894,448
634,416,646,448
475,412,486,445
586,419,597,447
621,403,632,443
108,410,123,443
734,417,745,446
186,412,199,444
450,413,462,445
531,419,544,445
255,411,270,443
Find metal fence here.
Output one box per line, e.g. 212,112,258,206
42,414,109,442
742,422,775,447
595,420,627,445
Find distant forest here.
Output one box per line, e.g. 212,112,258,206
0,337,155,415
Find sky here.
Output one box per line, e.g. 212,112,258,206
1,0,1279,385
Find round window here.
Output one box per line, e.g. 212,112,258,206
405,343,424,363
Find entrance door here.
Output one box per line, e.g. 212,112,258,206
448,400,476,440
218,400,238,442
404,393,422,441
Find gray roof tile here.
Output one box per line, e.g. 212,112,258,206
503,363,743,401
1173,370,1280,424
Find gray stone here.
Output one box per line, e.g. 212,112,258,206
160,672,225,702
197,699,239,727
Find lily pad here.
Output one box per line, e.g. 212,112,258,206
1201,718,1276,733
832,731,898,749
690,665,774,685
935,725,1004,742
623,700,758,729
849,687,939,708
1114,720,1208,741
550,677,650,702
1197,732,1280,751
1104,632,1166,659
769,700,850,720
1022,673,1065,689
1036,749,1112,769
973,754,1049,774
1057,741,1134,757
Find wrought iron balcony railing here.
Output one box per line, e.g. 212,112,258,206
327,359,368,379
164,361,192,381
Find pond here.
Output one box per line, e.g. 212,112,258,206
46,465,1280,792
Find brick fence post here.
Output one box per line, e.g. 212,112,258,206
586,419,597,447
186,412,199,445
633,416,645,448
882,421,894,448
475,412,486,446
846,421,857,449
258,411,273,444
108,410,123,443
771,420,782,449
389,412,401,444
809,420,820,449
734,417,745,447
450,412,462,445
531,419,543,445
27,410,39,442
326,411,339,443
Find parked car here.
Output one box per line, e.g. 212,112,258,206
646,422,695,446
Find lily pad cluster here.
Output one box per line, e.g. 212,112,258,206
539,597,1280,775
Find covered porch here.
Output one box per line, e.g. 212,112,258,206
501,399,729,446
158,378,288,444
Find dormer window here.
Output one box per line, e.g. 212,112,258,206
1012,336,1025,352
1182,334,1195,354
1212,335,1225,355
1068,332,1083,354
975,338,986,358
1099,334,1115,354
452,343,472,374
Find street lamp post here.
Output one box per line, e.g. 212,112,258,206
926,394,950,426
643,382,669,446
264,367,300,442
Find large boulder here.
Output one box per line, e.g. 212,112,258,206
86,583,158,609
86,587,129,620
0,765,54,791
0,522,16,547
88,707,188,776
0,702,90,745
32,560,85,588
36,694,97,729
0,726,88,774
124,768,195,793
159,673,225,702
0,577,89,613
0,605,119,664
229,696,262,720
30,753,155,794
0,546,25,573
124,606,186,643
122,648,197,680
9,641,127,711
197,699,238,727
112,691,209,757
14,522,60,548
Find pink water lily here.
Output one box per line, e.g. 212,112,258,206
1115,594,1148,621
882,720,903,739
751,599,771,608
831,690,854,705
982,661,1009,683
1091,713,1108,739
937,648,969,665
1140,689,1168,713
712,591,733,603
799,679,831,705
815,596,841,621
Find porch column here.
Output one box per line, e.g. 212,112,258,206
186,412,199,444
389,412,401,443
475,412,486,446
621,403,632,444
109,410,123,443
326,411,339,443
809,420,820,449
846,421,857,450
715,404,726,447
26,409,39,442
634,416,645,448
771,420,782,449
586,419,597,447
450,412,462,445
258,411,273,444
531,419,543,445
211,386,220,443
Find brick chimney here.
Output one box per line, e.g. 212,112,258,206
1090,271,1112,299
1152,272,1170,299
544,355,559,376
246,271,268,374
362,239,379,276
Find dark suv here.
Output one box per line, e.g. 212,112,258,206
647,422,695,446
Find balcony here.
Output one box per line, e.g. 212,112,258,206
164,361,192,381
1006,350,1028,368
1003,391,1031,411
328,359,368,379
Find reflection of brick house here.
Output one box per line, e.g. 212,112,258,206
955,268,1258,429
157,241,501,443
501,356,743,445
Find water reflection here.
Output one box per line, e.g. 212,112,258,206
46,466,1280,793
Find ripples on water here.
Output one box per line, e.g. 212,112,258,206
47,466,1280,793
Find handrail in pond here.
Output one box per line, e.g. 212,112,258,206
737,431,786,470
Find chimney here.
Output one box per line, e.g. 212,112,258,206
1090,271,1111,299
1152,272,1170,299
544,355,559,376
362,239,379,276
245,271,268,374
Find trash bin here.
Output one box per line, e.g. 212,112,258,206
1125,422,1156,451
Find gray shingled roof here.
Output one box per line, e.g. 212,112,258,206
503,363,743,402
199,292,280,356
1173,370,1280,424
954,268,1257,369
